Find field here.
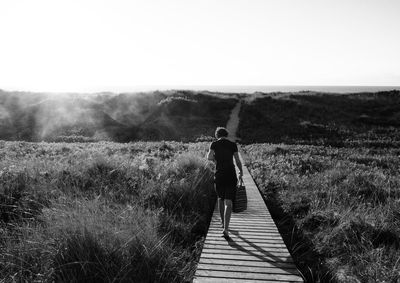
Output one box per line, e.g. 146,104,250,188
0,141,215,282
2,90,400,282
238,90,400,147
242,144,400,282
0,90,237,143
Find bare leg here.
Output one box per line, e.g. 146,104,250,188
218,198,224,227
223,199,233,235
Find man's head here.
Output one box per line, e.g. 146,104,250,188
215,127,229,139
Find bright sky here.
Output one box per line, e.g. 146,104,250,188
1,0,399,92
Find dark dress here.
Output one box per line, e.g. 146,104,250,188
210,138,238,200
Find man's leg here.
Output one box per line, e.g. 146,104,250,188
223,199,233,235
218,198,224,227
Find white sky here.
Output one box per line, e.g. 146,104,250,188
0,0,399,92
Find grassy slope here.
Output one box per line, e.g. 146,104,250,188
138,92,237,142
0,141,216,282
0,90,237,143
238,91,400,146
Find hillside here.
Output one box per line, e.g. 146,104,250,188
2,89,399,145
238,90,400,147
0,90,237,142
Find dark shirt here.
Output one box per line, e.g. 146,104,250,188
210,138,238,185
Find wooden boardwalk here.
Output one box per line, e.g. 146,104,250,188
194,153,303,282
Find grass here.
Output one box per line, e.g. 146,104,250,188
3,89,400,282
242,143,400,282
0,90,238,143
0,140,216,282
238,90,400,146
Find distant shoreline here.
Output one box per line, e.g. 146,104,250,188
1,85,400,95
189,85,400,94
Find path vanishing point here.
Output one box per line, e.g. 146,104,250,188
193,100,303,282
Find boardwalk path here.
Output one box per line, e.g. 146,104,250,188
193,101,303,282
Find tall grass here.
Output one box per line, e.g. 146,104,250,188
0,141,215,282
238,91,400,146
243,144,400,282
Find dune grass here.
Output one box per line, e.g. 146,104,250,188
243,144,400,282
0,141,215,282
238,91,400,146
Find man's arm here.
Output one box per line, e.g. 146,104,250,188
207,149,215,162
233,152,243,178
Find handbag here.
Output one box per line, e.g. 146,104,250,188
233,177,247,213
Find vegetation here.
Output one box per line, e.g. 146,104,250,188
242,143,400,282
0,89,237,143
238,90,400,146
2,89,400,282
139,91,237,141
0,141,215,282
239,91,400,282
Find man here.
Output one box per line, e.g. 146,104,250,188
207,127,243,238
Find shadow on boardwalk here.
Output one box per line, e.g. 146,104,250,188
228,229,296,267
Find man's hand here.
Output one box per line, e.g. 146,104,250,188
238,170,243,178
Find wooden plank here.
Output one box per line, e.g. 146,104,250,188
208,225,276,230
209,221,279,226
205,239,287,248
219,224,278,228
222,221,277,225
209,221,277,226
209,220,275,225
200,253,294,263
203,244,291,253
201,248,291,257
206,230,283,237
205,234,284,240
220,226,280,230
197,264,299,275
202,245,291,254
220,227,281,231
204,240,285,247
194,277,298,283
199,258,296,269
207,230,282,236
206,232,282,238
201,249,292,259
206,229,282,236
195,270,303,282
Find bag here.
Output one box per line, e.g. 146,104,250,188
233,178,247,213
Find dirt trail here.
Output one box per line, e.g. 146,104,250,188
226,100,242,142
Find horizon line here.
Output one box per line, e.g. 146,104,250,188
1,85,400,95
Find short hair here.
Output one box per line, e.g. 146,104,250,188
215,127,229,138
